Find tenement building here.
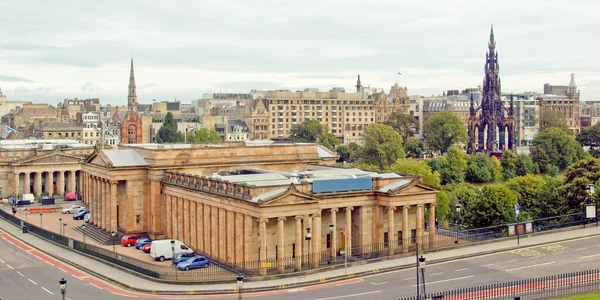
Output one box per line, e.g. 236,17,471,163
539,74,581,135
81,142,437,271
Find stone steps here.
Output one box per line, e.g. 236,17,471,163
72,224,121,246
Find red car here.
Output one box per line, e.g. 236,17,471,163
142,243,151,253
121,234,142,247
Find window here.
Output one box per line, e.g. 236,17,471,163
326,234,331,249
136,215,141,224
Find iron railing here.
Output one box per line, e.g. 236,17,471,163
398,269,600,300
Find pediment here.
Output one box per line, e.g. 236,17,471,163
14,152,84,166
87,152,113,168
257,185,320,207
389,183,438,195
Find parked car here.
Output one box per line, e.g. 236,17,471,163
142,243,152,253
121,234,142,247
150,240,193,262
73,209,89,220
172,252,198,265
135,237,153,249
177,256,210,271
84,213,91,223
62,205,83,214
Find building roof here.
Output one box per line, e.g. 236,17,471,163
317,145,337,158
251,188,287,203
378,179,412,192
102,149,148,167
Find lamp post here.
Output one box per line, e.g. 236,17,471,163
171,240,177,280
328,222,334,265
111,230,117,257
455,204,462,245
58,218,62,235
40,212,43,228
418,255,427,299
59,277,67,300
81,223,86,243
236,273,244,300
305,228,312,269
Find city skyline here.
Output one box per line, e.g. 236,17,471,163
0,0,599,105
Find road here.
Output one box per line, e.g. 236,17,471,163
0,230,599,300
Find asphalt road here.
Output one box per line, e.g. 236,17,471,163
0,232,599,300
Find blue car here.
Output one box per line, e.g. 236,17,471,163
73,209,89,220
172,252,198,265
135,238,152,249
177,256,210,271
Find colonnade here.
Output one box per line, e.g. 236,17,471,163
82,172,118,232
13,170,79,198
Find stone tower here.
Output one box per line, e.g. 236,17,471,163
128,58,138,112
467,25,515,154
355,74,362,92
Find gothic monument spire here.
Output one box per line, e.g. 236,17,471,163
128,58,138,112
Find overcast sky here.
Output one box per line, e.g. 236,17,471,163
0,0,599,106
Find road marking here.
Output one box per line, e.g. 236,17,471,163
505,261,556,272
334,281,356,287
289,288,305,292
455,268,469,272
482,263,494,267
403,277,417,281
0,259,4,263
412,275,475,287
41,287,54,294
89,283,103,289
25,249,33,252
28,278,38,285
313,291,381,300
575,248,587,251
430,272,443,276
111,292,137,298
6,264,14,269
580,254,600,259
506,259,519,263
370,281,388,285
16,271,24,277
58,267,67,273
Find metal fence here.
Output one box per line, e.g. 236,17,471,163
398,269,600,300
1,208,596,283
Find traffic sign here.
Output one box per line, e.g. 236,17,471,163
515,204,520,216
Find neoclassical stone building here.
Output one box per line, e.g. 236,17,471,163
81,142,437,270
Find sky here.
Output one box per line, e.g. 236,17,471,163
0,0,599,106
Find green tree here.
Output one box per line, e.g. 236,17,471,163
465,152,495,183
462,185,518,228
186,127,222,143
557,158,600,215
515,154,539,176
387,158,440,188
530,127,585,172
290,119,339,150
404,137,424,158
156,112,183,143
540,108,570,134
442,183,479,224
536,175,564,218
428,145,467,185
423,111,469,154
336,144,353,163
500,150,518,180
383,112,419,144
505,175,545,218
359,124,405,169
577,123,600,151
491,156,504,182
435,190,451,222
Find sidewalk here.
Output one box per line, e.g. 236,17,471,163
1,216,600,295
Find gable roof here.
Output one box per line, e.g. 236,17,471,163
102,149,147,167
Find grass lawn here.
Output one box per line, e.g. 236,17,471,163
554,291,600,299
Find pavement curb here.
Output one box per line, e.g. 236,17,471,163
2,219,600,295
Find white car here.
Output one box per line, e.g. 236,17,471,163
62,205,83,214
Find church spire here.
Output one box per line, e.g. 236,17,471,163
128,58,138,112
355,74,362,92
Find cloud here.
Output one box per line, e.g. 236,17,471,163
80,82,101,92
0,75,34,83
14,87,31,93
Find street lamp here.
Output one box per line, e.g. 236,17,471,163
59,218,62,235
236,273,244,300
305,228,312,268
40,212,43,228
81,223,86,243
59,277,67,300
171,239,177,280
417,256,427,299
455,204,462,245
111,230,117,257
328,223,335,264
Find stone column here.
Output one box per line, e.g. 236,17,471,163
402,205,409,253
243,215,253,263
183,199,189,245
23,172,31,194
34,172,42,198
429,204,436,249
234,212,243,263
295,215,303,271
190,202,197,252
44,171,53,196
345,206,353,256
111,181,117,231
417,204,423,250
330,208,338,261
166,195,172,238
82,172,87,205
57,171,65,196
196,203,204,252
259,218,268,276
226,210,235,263
103,180,109,231
91,177,97,225
68,170,76,194
388,206,396,256
178,197,184,241
98,179,104,230
312,213,321,268
218,207,226,260
277,216,286,273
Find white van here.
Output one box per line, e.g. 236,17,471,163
150,239,193,262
